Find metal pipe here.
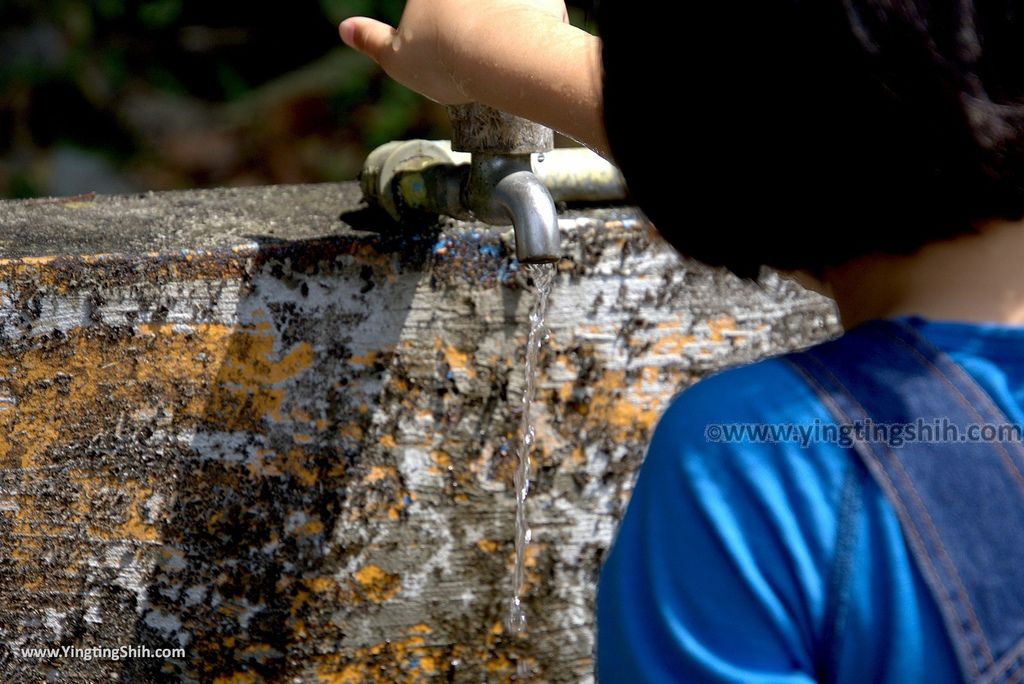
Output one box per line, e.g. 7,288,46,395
532,148,627,203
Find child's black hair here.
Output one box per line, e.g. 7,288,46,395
599,1,1024,278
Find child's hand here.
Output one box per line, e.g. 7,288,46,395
339,0,569,106
339,0,610,158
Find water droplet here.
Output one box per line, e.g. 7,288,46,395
507,596,528,634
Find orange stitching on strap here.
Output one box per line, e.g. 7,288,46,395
884,331,1024,497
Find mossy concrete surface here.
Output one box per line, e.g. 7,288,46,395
0,183,838,682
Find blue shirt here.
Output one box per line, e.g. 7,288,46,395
597,317,1024,683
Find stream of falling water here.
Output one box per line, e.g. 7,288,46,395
508,262,556,643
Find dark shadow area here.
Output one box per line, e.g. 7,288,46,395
0,1,597,200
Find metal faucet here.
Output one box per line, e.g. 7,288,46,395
446,104,559,263
360,105,626,263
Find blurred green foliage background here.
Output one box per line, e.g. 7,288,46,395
0,0,597,199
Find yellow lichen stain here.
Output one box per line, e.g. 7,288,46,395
291,590,312,615
1,325,199,561
348,351,378,367
524,542,543,570
290,408,313,423
305,576,337,593
428,450,451,476
206,510,226,534
0,253,258,296
301,517,325,535
352,244,395,268
442,344,476,379
240,642,279,663
338,423,364,440
353,464,410,522
418,655,438,674
364,465,395,484
707,315,737,341
293,433,314,444
310,623,481,684
116,489,161,542
477,539,498,553
485,653,521,675
641,367,661,385
213,672,260,684
576,323,607,336
11,255,59,266
230,243,260,256
317,668,363,684
207,328,315,425
650,333,697,357
585,370,659,435
281,448,318,487
353,564,401,603
23,576,44,591
379,434,397,449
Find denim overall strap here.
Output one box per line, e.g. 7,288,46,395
783,319,1024,684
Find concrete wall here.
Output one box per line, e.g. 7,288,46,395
0,183,838,682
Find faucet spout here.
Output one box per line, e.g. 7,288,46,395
462,154,560,264
492,170,560,264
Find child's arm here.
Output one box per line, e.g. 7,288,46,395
339,1,610,157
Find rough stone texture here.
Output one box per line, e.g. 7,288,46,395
0,184,839,682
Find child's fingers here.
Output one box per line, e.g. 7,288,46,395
339,18,396,66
